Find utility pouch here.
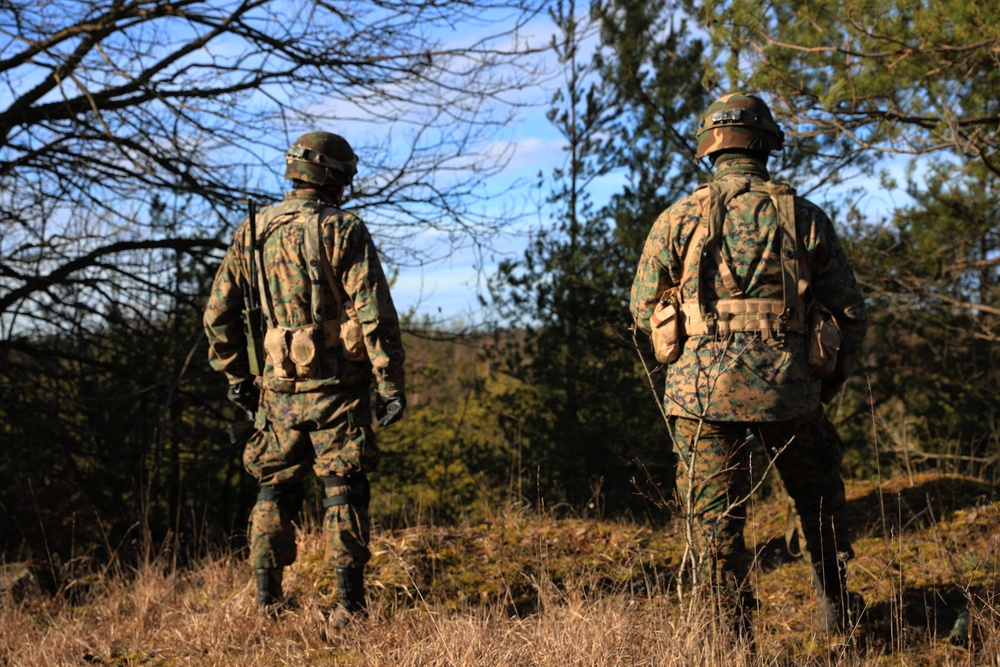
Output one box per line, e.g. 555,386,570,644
289,326,320,377
338,302,368,362
265,324,322,380
320,306,367,363
243,306,265,376
807,300,841,377
650,288,684,364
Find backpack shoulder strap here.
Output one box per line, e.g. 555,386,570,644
677,185,711,296
751,181,802,329
302,202,347,326
250,204,288,329
687,180,752,330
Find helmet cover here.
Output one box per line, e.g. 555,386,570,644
695,93,784,158
284,131,358,187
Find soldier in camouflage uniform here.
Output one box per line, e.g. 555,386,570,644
630,94,868,634
204,132,406,625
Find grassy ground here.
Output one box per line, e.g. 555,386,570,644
2,471,997,666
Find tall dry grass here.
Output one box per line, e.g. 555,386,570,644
2,472,998,666
0,556,757,666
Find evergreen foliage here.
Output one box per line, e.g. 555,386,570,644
687,0,1000,480
0,258,254,567
484,0,706,515
837,163,1000,479
593,0,711,243
696,0,1000,179
373,331,514,525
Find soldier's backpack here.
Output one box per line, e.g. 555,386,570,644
649,179,841,376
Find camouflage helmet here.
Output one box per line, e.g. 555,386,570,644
695,93,784,159
284,131,358,187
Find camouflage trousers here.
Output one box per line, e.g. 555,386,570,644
669,408,853,609
243,384,378,571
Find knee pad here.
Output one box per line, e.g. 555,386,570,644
257,483,305,519
322,474,370,509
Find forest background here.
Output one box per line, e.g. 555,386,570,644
1,0,998,581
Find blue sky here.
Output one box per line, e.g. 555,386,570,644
386,115,562,326
373,13,568,326
373,8,638,327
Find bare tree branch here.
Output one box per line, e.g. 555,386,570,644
0,0,548,332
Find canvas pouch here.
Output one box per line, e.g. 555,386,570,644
265,324,322,380
321,307,367,363
337,302,368,362
650,288,684,364
807,300,841,377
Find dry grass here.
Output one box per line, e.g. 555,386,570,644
2,472,998,666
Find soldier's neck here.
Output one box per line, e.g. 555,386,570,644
713,156,770,182
289,185,341,207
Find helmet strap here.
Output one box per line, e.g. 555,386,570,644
332,185,346,206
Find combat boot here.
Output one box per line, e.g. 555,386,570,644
328,565,366,628
813,560,863,632
255,567,285,616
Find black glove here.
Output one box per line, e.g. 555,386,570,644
227,379,260,414
376,393,406,428
820,363,847,404
227,419,256,448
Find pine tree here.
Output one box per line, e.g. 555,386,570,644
486,0,704,513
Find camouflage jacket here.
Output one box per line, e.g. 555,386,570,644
204,189,406,397
630,159,867,421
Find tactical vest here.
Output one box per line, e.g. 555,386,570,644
649,179,840,375
254,200,368,382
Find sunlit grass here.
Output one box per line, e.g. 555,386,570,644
2,472,996,666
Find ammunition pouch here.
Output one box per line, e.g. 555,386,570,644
807,300,841,377
265,324,322,381
322,306,367,363
339,303,367,362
